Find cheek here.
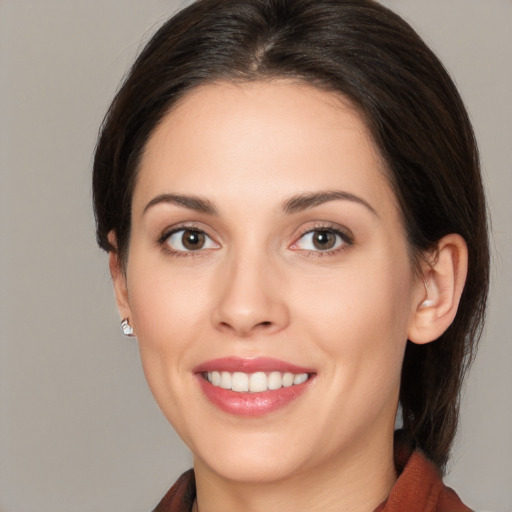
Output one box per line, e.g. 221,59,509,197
124,254,213,399
298,257,412,338
125,263,213,441
127,257,209,347
294,254,414,391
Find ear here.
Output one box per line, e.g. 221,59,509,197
107,231,133,323
408,234,468,345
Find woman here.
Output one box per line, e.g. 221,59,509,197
92,0,489,510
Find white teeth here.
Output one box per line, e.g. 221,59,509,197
231,372,249,392
249,372,268,392
206,371,310,393
268,371,283,390
220,371,232,390
282,372,294,387
293,373,308,385
211,371,221,386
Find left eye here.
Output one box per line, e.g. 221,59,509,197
164,229,219,252
293,229,346,252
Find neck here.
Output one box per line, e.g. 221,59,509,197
193,431,396,512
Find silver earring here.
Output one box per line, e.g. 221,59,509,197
421,278,434,308
120,318,135,337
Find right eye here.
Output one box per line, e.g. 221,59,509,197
164,229,219,253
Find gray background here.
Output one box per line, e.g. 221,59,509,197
0,1,510,511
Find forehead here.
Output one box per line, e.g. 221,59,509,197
134,80,397,217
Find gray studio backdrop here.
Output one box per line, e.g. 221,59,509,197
1,1,511,511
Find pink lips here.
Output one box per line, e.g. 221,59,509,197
193,357,315,417
194,357,314,374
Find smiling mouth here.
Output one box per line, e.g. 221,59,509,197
195,358,315,416
202,371,310,393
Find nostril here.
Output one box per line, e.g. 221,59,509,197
216,319,275,336
258,321,273,328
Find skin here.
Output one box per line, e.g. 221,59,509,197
109,81,468,512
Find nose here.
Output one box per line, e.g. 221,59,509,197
211,251,290,337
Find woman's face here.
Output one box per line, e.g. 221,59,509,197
114,81,424,483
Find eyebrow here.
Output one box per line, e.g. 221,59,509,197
143,194,218,215
282,190,378,216
143,190,377,217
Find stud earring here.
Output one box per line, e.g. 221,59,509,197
120,318,135,337
421,278,434,308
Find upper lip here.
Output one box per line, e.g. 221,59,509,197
193,357,315,374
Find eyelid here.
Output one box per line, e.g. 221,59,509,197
289,223,354,252
158,223,221,254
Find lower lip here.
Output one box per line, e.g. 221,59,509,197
196,375,313,417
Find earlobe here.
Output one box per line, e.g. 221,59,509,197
408,234,468,345
107,231,132,322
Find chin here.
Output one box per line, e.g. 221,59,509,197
178,416,314,483
196,443,306,484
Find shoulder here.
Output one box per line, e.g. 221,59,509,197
437,483,474,512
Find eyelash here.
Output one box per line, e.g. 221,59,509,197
158,223,217,258
157,223,354,258
290,224,354,257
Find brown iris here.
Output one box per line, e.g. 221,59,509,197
181,230,206,250
312,230,337,250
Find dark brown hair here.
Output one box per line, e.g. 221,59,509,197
93,0,489,472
